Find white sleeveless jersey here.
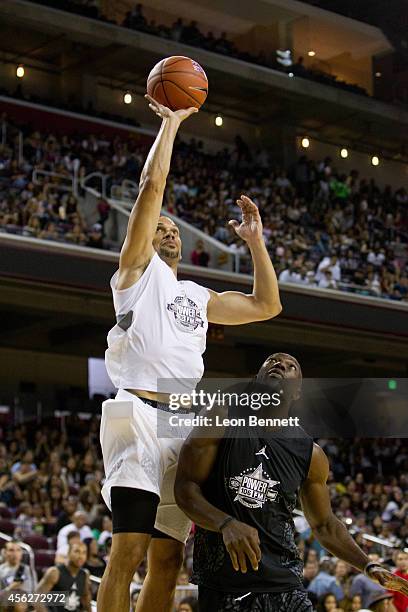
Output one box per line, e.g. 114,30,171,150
105,253,210,393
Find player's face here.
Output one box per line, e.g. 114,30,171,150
260,353,302,381
256,353,302,402
153,218,182,261
69,543,87,568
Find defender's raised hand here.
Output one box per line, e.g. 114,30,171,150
145,94,198,124
229,195,263,245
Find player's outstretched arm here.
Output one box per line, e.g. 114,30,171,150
117,96,197,290
175,412,261,574
300,444,408,598
207,195,282,324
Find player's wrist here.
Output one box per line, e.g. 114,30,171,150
218,515,234,532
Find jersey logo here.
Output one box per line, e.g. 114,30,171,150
65,583,81,611
255,445,269,459
167,295,204,331
229,463,280,509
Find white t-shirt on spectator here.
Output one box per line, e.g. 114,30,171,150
98,530,112,547
57,523,93,557
316,257,341,282
381,501,399,522
367,251,385,267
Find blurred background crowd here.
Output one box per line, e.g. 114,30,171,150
1,120,407,302
0,417,406,611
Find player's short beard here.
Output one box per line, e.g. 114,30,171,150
160,246,180,260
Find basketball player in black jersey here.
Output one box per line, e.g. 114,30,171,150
35,541,91,612
175,353,408,611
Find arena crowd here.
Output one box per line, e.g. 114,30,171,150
0,416,406,610
0,119,407,301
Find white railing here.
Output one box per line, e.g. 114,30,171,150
110,179,138,202
81,173,240,272
32,168,78,195
81,172,109,199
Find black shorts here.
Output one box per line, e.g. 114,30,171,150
198,587,313,612
111,486,174,539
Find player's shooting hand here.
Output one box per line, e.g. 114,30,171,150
229,195,263,245
368,567,408,597
145,94,198,124
221,518,261,573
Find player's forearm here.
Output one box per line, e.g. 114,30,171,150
175,481,230,532
249,239,282,317
139,117,180,186
312,514,369,572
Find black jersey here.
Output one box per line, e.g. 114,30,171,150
48,564,87,612
191,426,313,593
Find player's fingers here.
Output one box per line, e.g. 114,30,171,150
227,546,239,571
240,194,257,207
243,541,259,571
145,94,157,106
237,550,247,573
228,219,239,231
398,581,408,597
251,537,262,562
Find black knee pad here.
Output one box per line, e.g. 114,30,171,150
111,486,160,534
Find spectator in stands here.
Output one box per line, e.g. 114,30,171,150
177,596,199,611
316,254,341,284
0,540,37,593
309,557,344,601
12,459,38,490
84,538,106,578
346,594,363,611
304,558,319,588
97,516,112,547
349,554,389,608
318,270,338,289
392,551,408,612
36,541,91,612
56,511,93,559
55,530,81,564
317,592,344,611
366,591,395,611
334,560,352,601
191,239,210,267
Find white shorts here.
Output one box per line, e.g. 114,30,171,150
100,389,193,543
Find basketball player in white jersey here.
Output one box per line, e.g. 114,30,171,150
97,94,282,612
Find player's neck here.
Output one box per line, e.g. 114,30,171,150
164,259,178,277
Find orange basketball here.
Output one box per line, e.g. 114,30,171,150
147,56,208,111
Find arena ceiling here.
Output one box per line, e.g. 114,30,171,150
0,0,407,160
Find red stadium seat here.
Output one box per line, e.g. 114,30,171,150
0,507,12,518
24,535,49,550
0,519,15,535
34,550,55,570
